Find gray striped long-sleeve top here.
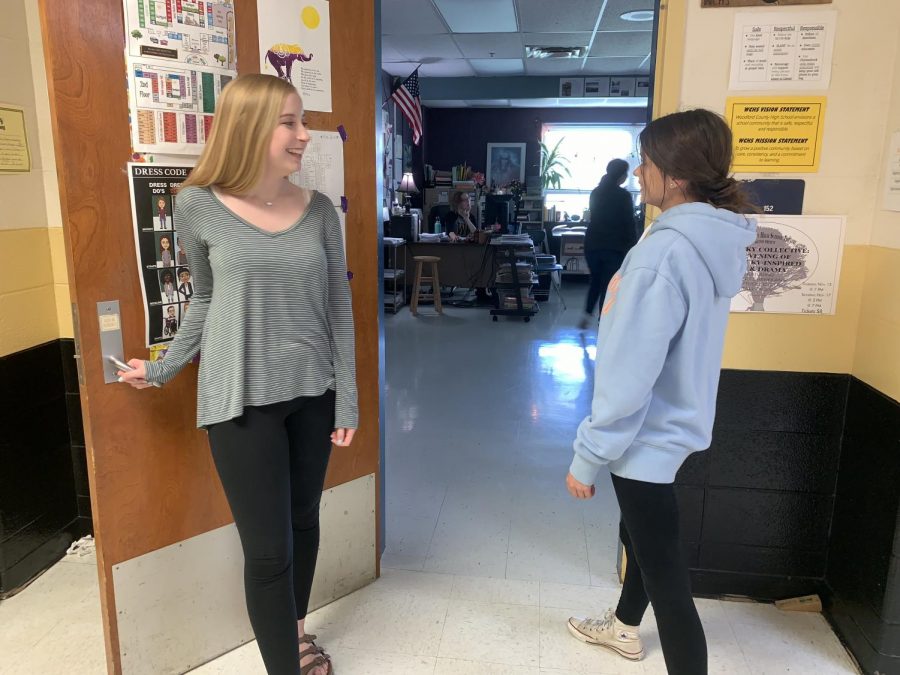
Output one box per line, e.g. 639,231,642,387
144,186,358,429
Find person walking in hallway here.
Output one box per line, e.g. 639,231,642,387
579,158,638,330
565,109,757,675
118,74,356,675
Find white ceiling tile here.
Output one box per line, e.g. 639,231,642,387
589,31,652,58
381,39,410,63
582,57,647,75
599,0,656,32
517,0,603,33
469,58,525,75
524,59,586,75
522,32,593,49
382,0,448,35
383,61,421,77
452,33,524,58
434,0,518,33
419,60,476,77
389,34,463,60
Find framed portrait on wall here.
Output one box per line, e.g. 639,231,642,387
486,143,526,188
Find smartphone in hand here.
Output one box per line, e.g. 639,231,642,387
108,356,161,388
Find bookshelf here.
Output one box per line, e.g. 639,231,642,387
516,194,544,231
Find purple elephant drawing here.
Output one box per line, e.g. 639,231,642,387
265,44,314,83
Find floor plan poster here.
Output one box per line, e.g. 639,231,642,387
127,163,194,346
288,129,345,253
258,0,333,112
123,0,237,154
289,130,344,206
730,10,836,90
731,215,845,315
127,59,233,154
125,0,237,71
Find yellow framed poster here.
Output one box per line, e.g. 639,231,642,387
726,96,826,173
0,105,31,173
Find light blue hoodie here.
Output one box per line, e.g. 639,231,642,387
570,202,758,485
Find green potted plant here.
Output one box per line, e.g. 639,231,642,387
540,138,571,190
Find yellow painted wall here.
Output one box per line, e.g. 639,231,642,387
661,0,900,390
851,27,900,401
853,247,900,399
0,0,72,357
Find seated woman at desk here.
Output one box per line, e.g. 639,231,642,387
440,191,477,241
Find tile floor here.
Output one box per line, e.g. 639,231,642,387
1,283,860,674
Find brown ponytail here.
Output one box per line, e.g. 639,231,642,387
639,109,756,214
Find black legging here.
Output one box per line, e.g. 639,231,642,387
584,249,627,315
612,473,707,675
207,391,335,675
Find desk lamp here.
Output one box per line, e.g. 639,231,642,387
397,172,418,213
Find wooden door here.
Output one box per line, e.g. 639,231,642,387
38,1,380,672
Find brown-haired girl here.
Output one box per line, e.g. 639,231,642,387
565,109,757,675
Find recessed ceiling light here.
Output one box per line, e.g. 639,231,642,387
620,10,654,21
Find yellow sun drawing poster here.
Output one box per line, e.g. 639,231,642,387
257,0,332,112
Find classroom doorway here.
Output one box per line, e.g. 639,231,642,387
377,0,658,582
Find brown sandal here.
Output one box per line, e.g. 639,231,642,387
299,634,333,675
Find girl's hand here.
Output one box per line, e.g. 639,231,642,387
118,359,154,390
566,472,596,500
331,428,356,447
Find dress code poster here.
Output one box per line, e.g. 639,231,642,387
127,163,194,346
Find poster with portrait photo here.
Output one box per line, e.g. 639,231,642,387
145,302,180,344
173,231,189,266
152,194,173,230
158,268,178,305
486,143,526,189
176,266,194,301
128,163,193,346
155,232,176,268
180,300,191,323
161,304,180,339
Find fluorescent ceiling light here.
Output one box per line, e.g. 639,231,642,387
620,10,654,22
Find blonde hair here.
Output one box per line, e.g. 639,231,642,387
182,74,298,195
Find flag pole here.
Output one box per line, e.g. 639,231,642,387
381,65,421,108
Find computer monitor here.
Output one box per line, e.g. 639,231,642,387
484,194,515,234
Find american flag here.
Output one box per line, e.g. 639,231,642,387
391,69,423,145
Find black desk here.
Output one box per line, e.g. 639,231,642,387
405,242,496,288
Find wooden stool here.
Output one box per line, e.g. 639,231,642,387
410,255,442,316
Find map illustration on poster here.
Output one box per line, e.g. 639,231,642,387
731,215,845,315
125,0,236,70
123,1,238,155
127,163,194,346
127,61,234,154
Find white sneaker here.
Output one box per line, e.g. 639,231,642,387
567,609,644,661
